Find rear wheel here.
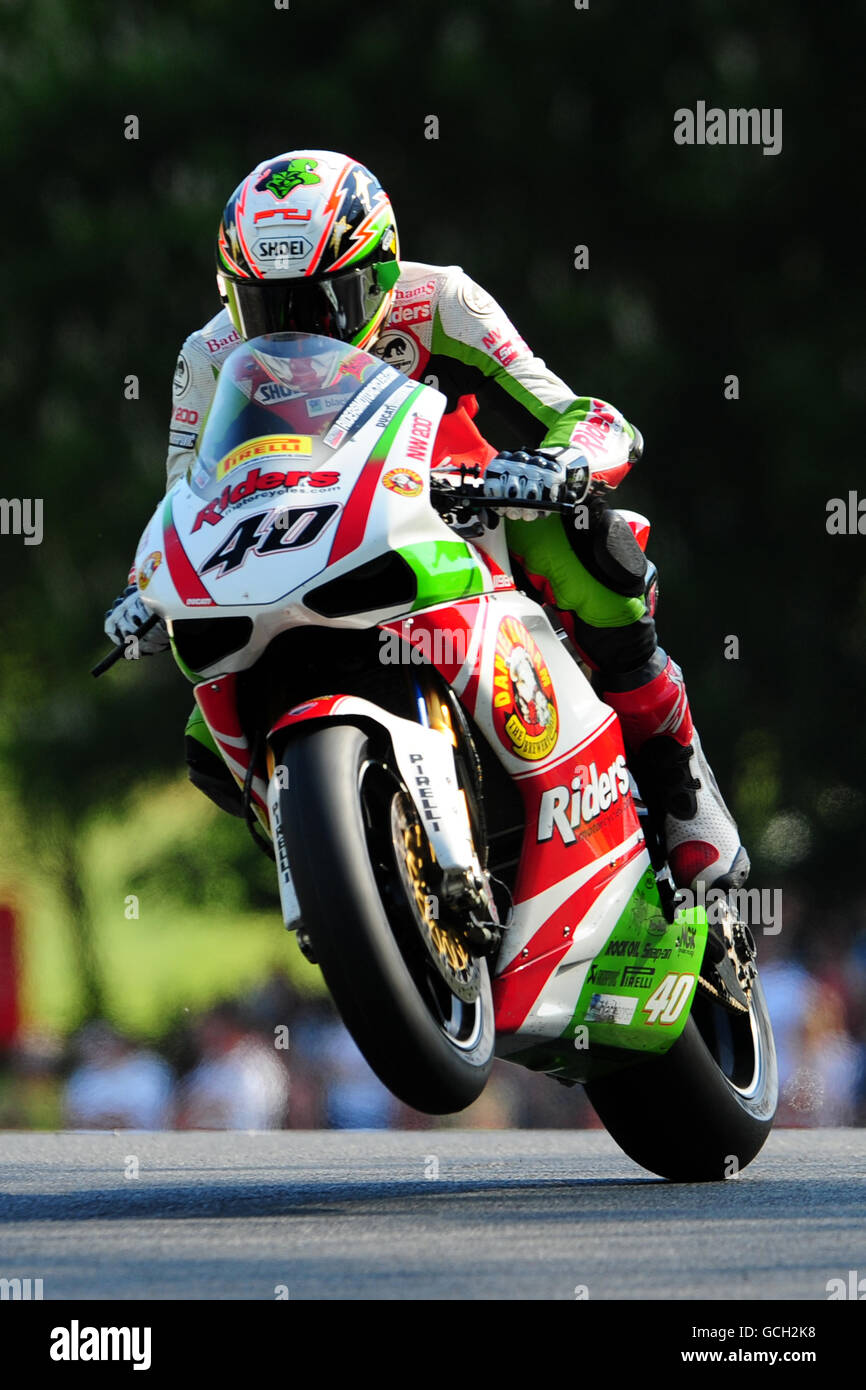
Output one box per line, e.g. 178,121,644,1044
585,971,777,1182
277,722,494,1113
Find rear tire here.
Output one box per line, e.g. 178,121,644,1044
585,973,777,1181
277,722,494,1114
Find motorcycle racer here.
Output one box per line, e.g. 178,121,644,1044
105,149,748,895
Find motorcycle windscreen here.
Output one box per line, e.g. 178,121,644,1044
188,331,407,496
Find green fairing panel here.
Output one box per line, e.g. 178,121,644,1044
398,540,485,608
506,868,708,1084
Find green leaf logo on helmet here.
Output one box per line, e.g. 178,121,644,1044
255,157,321,200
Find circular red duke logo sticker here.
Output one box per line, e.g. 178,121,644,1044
492,616,558,761
382,468,423,497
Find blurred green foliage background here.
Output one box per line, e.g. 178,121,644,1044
0,0,863,1034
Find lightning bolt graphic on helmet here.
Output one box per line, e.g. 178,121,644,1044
306,160,355,276
329,189,391,274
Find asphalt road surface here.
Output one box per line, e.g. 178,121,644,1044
1,1129,864,1300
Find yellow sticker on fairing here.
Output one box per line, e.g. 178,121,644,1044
138,550,162,590
216,434,312,480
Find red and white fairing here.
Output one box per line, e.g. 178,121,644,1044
383,592,650,1044
135,332,655,1057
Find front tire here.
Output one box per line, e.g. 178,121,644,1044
277,722,495,1114
585,972,777,1181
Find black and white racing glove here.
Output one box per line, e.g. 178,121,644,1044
104,585,170,656
482,448,589,520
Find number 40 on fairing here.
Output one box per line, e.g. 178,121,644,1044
643,972,696,1025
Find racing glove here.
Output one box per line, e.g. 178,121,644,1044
482,448,588,520
104,585,170,657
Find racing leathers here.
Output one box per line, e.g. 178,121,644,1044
159,260,748,893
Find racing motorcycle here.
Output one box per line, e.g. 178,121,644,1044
96,331,777,1181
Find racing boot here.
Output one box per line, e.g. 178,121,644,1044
601,652,750,892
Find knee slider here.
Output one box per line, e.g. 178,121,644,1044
567,501,649,598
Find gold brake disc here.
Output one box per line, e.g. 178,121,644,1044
391,797,479,1001
402,818,472,974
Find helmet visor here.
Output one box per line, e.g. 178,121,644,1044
229,265,386,343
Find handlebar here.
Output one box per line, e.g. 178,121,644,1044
429,484,585,515
91,613,162,678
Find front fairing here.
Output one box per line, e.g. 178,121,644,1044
133,333,498,676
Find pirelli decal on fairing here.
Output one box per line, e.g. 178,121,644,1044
216,434,313,480
537,754,630,844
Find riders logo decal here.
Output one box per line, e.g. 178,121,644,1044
382,468,423,497
216,434,313,481
137,551,162,590
492,617,558,762
255,157,321,200
192,467,341,531
389,301,432,326
537,755,630,843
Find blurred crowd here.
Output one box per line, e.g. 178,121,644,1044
0,972,598,1132
758,918,866,1127
2,921,866,1131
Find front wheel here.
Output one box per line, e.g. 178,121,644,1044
585,971,777,1182
276,722,495,1114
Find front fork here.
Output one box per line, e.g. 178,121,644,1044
408,665,502,953
265,682,498,944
